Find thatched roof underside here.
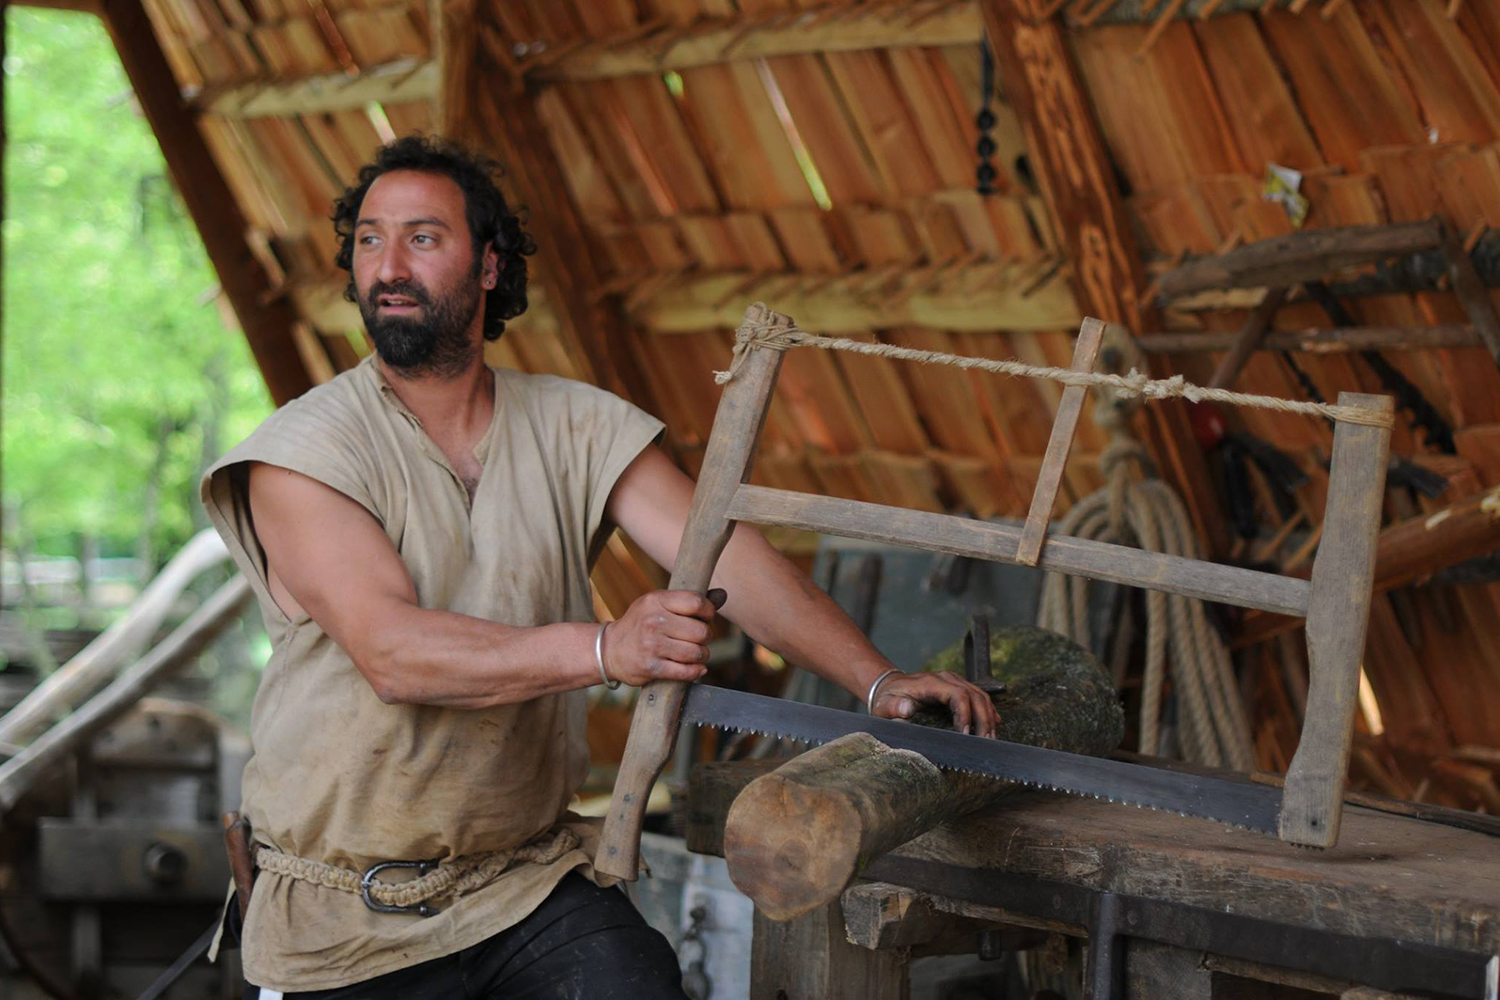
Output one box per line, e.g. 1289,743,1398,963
133,0,1500,807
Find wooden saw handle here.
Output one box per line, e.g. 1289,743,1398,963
595,306,789,880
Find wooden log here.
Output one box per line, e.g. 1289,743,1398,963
1279,393,1392,848
1155,221,1445,301
596,306,788,881
1017,317,1107,566
0,529,230,748
723,626,1122,921
0,576,252,812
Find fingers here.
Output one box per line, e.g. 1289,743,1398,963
658,589,720,621
872,672,999,738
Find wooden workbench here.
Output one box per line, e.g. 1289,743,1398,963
687,761,1500,999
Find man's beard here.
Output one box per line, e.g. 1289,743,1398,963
358,273,481,378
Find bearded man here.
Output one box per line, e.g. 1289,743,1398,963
202,135,998,999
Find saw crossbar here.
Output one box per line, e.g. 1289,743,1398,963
596,307,1393,880
727,486,1311,618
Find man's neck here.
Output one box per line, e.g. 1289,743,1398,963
376,352,495,442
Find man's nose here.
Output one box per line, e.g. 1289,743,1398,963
373,243,412,285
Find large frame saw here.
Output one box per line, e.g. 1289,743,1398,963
596,304,1392,879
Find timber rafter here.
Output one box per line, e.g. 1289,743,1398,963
194,57,436,119
287,260,1080,339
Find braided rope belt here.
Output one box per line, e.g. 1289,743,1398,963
255,826,580,917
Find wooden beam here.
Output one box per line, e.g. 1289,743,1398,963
445,0,666,408
980,0,1228,553
1235,482,1500,647
97,0,313,406
195,58,438,120
636,265,1081,334
1442,224,1500,366
1156,221,1445,301
526,1,981,82
1137,324,1483,355
1207,285,1287,389
729,484,1311,616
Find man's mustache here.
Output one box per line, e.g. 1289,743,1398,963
366,280,432,305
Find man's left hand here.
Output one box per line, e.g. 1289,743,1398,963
871,671,999,739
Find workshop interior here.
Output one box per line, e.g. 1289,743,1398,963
3,1,1500,998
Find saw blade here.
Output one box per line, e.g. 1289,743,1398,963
682,684,1281,835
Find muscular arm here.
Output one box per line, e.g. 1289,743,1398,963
246,462,712,708
608,447,999,737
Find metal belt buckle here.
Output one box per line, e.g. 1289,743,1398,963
360,859,441,917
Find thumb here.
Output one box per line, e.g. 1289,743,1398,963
894,697,915,718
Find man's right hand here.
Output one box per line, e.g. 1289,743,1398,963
600,589,721,687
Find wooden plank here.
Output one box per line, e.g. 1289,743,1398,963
1156,221,1445,300
727,484,1311,617
526,0,982,81
1016,318,1106,566
596,311,788,881
99,0,314,405
1279,393,1393,848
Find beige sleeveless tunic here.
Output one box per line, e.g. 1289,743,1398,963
200,356,663,992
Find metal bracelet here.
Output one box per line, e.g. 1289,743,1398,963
596,622,620,690
865,668,902,714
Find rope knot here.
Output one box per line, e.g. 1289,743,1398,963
714,303,803,384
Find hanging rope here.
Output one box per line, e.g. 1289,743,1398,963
1036,409,1256,769
716,307,1394,429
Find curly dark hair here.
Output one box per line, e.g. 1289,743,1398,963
332,135,538,341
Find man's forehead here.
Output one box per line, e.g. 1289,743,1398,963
358,170,465,224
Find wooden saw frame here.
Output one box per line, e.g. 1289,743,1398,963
596,304,1393,879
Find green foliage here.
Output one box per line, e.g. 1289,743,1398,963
3,7,271,564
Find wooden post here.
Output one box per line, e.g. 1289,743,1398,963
1017,317,1106,565
95,0,312,406
1279,393,1392,848
750,900,908,1000
595,305,789,880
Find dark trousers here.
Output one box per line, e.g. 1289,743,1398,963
244,873,687,999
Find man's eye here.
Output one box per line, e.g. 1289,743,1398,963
413,234,435,246
358,234,379,246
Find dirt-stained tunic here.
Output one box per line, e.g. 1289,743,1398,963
200,356,663,992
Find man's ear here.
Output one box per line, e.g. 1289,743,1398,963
482,242,501,288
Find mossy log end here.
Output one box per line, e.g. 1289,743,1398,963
722,626,1123,921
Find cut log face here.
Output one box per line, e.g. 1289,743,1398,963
723,626,1123,921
